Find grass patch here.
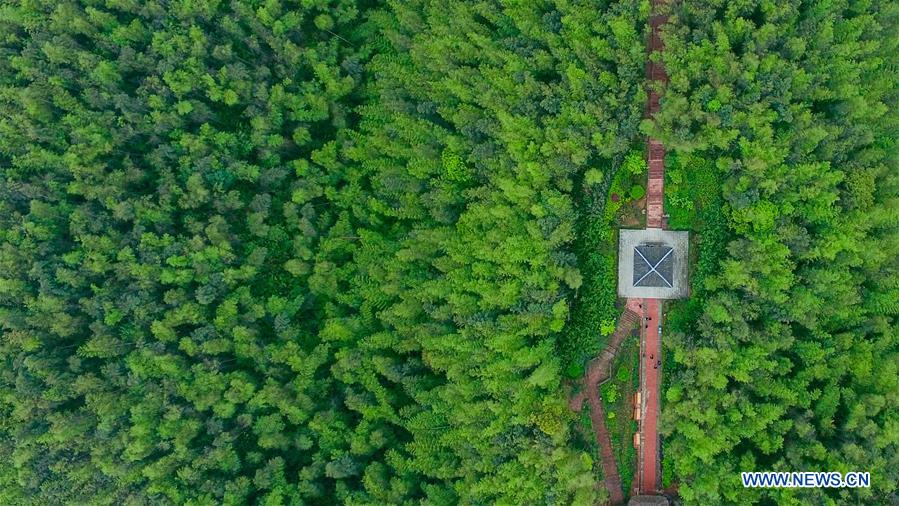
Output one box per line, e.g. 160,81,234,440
664,151,719,231
561,150,646,374
600,329,640,499
662,449,676,489
560,173,619,371
662,152,730,337
572,404,604,479
608,149,649,228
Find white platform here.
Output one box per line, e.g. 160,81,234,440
618,228,689,299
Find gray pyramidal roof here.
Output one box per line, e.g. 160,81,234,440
618,228,689,299
632,243,674,288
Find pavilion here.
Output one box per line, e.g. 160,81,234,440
617,228,689,299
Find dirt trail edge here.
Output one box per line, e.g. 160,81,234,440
570,309,640,505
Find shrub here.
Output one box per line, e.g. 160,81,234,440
622,150,646,175
600,318,617,336
629,184,646,200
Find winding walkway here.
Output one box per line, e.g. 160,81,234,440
571,1,671,502
569,309,640,505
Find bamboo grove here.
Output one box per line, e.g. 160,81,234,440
0,1,895,504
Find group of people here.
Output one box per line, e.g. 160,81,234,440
640,308,662,370
643,351,661,369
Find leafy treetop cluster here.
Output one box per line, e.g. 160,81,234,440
651,1,899,504
0,0,647,504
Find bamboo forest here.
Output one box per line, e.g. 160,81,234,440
0,1,895,505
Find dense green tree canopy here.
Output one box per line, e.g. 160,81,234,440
0,0,646,503
1,0,895,504
653,1,898,504
0,0,372,503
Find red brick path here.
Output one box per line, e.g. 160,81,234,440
645,6,668,230
637,0,668,496
646,139,665,228
637,299,662,494
570,0,671,500
569,310,640,504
